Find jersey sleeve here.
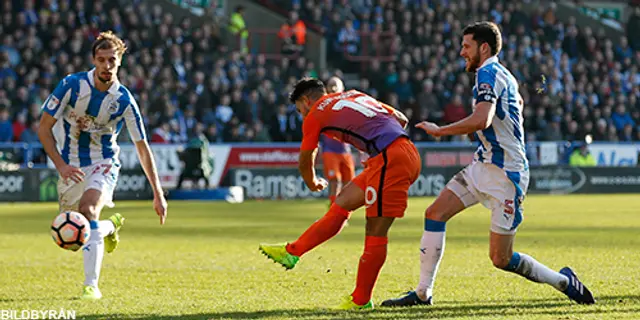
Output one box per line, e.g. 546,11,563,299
300,114,321,151
475,69,499,104
380,101,396,114
123,96,147,142
42,75,73,119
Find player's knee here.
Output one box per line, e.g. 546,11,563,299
490,252,511,269
78,202,99,221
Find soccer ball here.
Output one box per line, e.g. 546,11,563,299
51,211,91,251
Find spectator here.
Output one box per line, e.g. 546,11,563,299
569,143,597,167
337,19,359,69
627,7,640,51
442,95,467,125
278,11,306,55
0,105,11,142
252,120,271,142
229,6,249,54
151,123,171,144
12,112,27,142
269,104,290,142
611,105,636,131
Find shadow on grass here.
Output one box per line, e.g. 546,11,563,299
79,295,640,320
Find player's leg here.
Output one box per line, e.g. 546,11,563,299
340,153,355,185
78,162,122,300
344,216,393,309
78,189,108,300
259,178,364,269
287,180,363,255
328,180,339,204
490,213,595,304
382,166,479,307
342,138,421,310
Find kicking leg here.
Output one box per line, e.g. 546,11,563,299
259,181,364,269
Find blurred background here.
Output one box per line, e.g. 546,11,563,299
0,0,639,201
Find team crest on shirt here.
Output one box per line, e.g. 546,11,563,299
107,100,119,114
46,96,60,110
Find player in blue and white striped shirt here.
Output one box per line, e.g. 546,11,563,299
383,22,595,307
38,31,167,300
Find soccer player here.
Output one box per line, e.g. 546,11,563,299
320,77,355,204
381,21,595,307
259,78,421,310
38,31,168,300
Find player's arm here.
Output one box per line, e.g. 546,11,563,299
436,102,495,136
125,100,168,224
380,102,408,129
38,77,85,183
417,71,498,137
299,116,327,192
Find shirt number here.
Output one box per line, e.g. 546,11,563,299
332,96,388,117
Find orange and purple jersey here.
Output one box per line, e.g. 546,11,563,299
300,90,407,156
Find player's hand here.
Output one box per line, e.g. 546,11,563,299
153,193,168,225
309,177,328,192
58,164,85,184
415,121,442,137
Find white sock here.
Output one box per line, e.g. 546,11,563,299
416,219,447,300
97,220,115,238
505,252,569,291
83,227,104,287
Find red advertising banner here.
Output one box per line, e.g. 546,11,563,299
226,147,301,167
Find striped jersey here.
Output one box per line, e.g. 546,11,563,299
472,56,528,172
42,69,146,168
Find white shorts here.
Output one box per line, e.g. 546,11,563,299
446,161,529,235
58,159,121,212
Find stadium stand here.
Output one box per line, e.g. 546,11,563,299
0,0,638,147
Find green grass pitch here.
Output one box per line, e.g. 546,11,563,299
0,194,639,319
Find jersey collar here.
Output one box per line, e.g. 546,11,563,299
87,68,121,95
480,56,499,69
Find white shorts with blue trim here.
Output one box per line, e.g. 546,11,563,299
57,158,121,212
446,161,529,235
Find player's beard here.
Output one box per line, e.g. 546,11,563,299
466,49,481,73
97,75,112,84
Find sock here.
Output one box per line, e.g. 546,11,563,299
96,220,115,238
83,221,104,287
329,195,336,204
351,236,388,305
416,219,446,299
503,252,569,291
286,203,351,257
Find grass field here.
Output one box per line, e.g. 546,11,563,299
0,194,639,319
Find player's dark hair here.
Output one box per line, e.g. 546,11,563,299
289,78,327,104
92,31,127,58
463,21,502,56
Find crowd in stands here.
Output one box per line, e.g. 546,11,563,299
266,0,640,143
0,0,639,149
